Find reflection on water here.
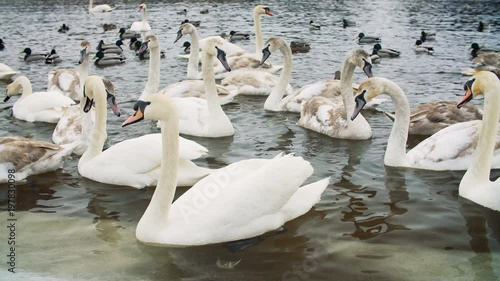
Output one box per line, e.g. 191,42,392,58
0,0,499,280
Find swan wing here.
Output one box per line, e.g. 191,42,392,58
221,70,290,96
17,91,75,113
48,69,80,100
171,97,209,135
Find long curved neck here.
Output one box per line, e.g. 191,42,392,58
340,57,356,122
139,45,160,99
254,11,263,55
187,29,200,79
264,44,293,111
202,51,223,116
142,8,148,22
89,0,93,10
79,53,92,135
383,82,410,166
140,109,179,230
80,86,107,163
79,54,90,102
464,82,500,181
19,77,33,99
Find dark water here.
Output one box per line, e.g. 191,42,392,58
0,0,499,280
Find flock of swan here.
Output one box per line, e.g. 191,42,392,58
0,2,499,247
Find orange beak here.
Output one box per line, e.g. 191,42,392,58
122,107,144,127
457,84,473,108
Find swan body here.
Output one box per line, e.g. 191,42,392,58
0,63,18,80
20,48,47,62
383,101,483,136
5,76,75,123
414,40,434,54
457,71,500,211
122,93,329,246
131,3,151,40
221,69,293,96
89,0,114,13
0,137,76,183
351,76,500,170
78,76,210,188
158,80,236,105
356,33,381,44
141,35,234,137
298,49,374,140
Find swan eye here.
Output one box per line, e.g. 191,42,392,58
463,79,475,91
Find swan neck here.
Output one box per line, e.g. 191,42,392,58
202,51,222,113
187,29,200,79
89,0,93,10
464,83,500,181
142,111,179,229
143,8,148,22
341,59,356,120
384,83,410,166
80,85,107,162
79,55,90,102
265,44,293,110
254,10,263,55
19,77,33,99
139,44,161,99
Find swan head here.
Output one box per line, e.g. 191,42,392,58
5,76,30,102
346,49,373,78
203,38,231,71
82,76,121,116
175,23,196,43
122,94,176,127
138,3,147,11
79,40,91,64
260,37,289,65
457,71,499,108
351,77,390,120
254,5,273,16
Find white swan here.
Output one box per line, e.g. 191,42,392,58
351,76,500,170
5,76,75,123
78,76,211,188
142,35,234,137
457,71,500,211
297,49,373,140
0,137,77,183
130,3,151,40
89,0,114,13
0,63,18,80
122,93,330,246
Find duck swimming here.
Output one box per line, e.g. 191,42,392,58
414,40,434,54
94,51,125,66
20,48,48,62
356,32,381,44
45,49,62,64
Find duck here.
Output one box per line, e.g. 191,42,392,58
0,63,19,80
177,9,187,15
131,3,152,40
420,31,436,42
342,18,356,28
350,76,500,171
78,75,211,188
0,38,4,51
0,137,77,183
121,93,329,246
181,41,191,54
135,40,166,60
472,53,500,67
228,31,250,41
5,76,75,123
372,43,400,58
175,22,280,80
356,32,381,44
96,39,124,54
383,101,483,136
88,0,115,13
94,51,125,66
58,24,69,33
370,50,381,64
102,23,117,31
477,21,485,32
469,43,498,58
20,48,48,62
309,20,321,30
413,40,434,54
119,28,140,40
181,19,200,27
200,8,209,14
290,41,311,53
456,71,500,211
297,49,374,140
45,49,62,64
129,37,140,50
139,35,235,136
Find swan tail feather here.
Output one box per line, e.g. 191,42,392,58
281,177,330,221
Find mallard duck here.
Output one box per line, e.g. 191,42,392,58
290,41,311,53
20,48,48,62
228,31,250,41
469,43,499,58
0,38,4,51
94,51,125,66
181,19,200,27
182,41,191,54
129,37,140,50
356,32,381,44
342,18,355,28
103,23,117,31
45,49,62,64
58,24,69,33
309,20,321,30
177,8,187,15
0,63,18,80
372,43,400,58
96,39,124,54
414,40,434,54
200,8,209,14
136,40,166,60
420,31,436,42
118,28,140,40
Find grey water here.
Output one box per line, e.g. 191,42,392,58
0,0,499,280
